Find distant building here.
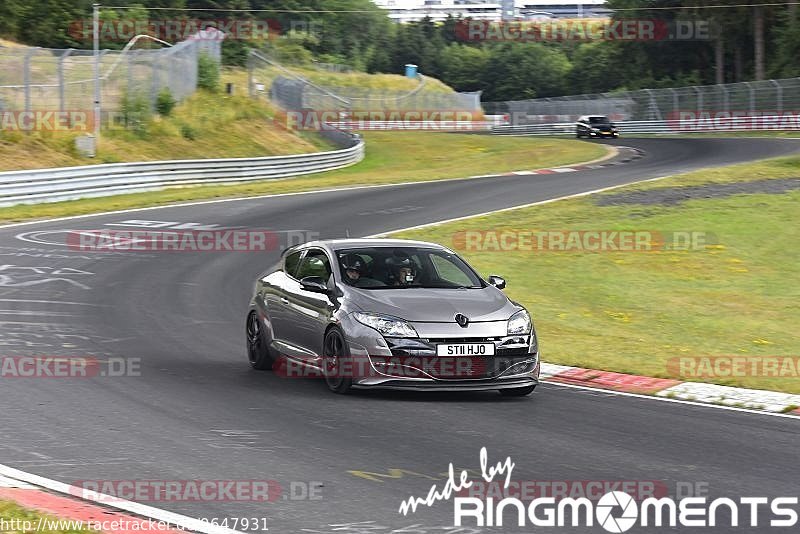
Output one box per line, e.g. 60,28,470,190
371,0,610,23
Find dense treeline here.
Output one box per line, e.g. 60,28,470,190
1,0,798,101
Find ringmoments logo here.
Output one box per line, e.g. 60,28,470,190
398,448,800,531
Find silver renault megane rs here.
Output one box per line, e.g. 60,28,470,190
246,239,539,395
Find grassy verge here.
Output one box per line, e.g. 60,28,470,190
0,87,328,172
396,154,800,393
0,134,607,223
0,500,96,533
243,63,456,95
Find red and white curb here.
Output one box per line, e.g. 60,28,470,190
501,146,643,177
540,362,800,415
462,146,641,180
0,465,248,534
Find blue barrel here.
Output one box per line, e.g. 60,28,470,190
404,64,418,78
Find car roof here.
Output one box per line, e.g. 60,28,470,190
286,238,452,255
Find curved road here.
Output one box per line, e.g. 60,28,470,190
1,138,799,532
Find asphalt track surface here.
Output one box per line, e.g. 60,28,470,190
1,137,799,533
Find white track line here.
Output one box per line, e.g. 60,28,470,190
365,173,675,237
0,147,620,231
0,464,252,533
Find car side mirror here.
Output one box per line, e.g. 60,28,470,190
300,276,329,294
488,275,506,290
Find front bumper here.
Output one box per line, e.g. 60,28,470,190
349,335,539,391
352,371,539,391
342,317,540,390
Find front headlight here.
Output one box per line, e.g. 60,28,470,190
507,309,531,335
353,312,418,338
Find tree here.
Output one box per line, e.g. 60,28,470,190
482,43,571,101
439,44,490,92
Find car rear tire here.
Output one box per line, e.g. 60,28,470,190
246,311,274,370
499,385,536,397
323,327,353,394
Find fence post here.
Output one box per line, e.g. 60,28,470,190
247,53,254,98
770,79,782,113
720,84,729,114
744,81,755,113
151,53,159,111
126,50,134,100
692,86,703,114
670,88,678,116
58,49,73,114
24,48,38,114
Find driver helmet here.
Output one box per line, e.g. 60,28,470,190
340,254,366,280
386,254,416,285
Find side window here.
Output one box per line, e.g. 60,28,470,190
296,249,331,280
430,254,474,287
284,251,302,278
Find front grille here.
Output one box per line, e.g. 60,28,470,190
379,336,535,379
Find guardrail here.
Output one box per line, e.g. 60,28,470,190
323,121,497,131
491,116,800,135
0,134,364,207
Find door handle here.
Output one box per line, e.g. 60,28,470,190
280,297,290,304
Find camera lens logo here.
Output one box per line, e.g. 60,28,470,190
596,491,638,533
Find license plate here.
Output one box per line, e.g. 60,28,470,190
601,131,611,134
436,343,495,357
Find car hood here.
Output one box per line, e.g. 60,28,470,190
346,286,518,322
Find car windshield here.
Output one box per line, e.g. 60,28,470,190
589,116,611,125
335,247,484,289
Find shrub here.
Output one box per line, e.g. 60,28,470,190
180,123,197,141
155,88,176,116
198,52,220,92
120,91,150,136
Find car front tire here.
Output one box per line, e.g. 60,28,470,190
247,310,274,370
499,385,536,397
323,327,353,394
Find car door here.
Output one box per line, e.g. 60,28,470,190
282,248,335,363
261,249,303,349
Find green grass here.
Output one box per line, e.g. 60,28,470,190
0,80,329,172
0,500,97,533
0,134,607,223
395,154,800,394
